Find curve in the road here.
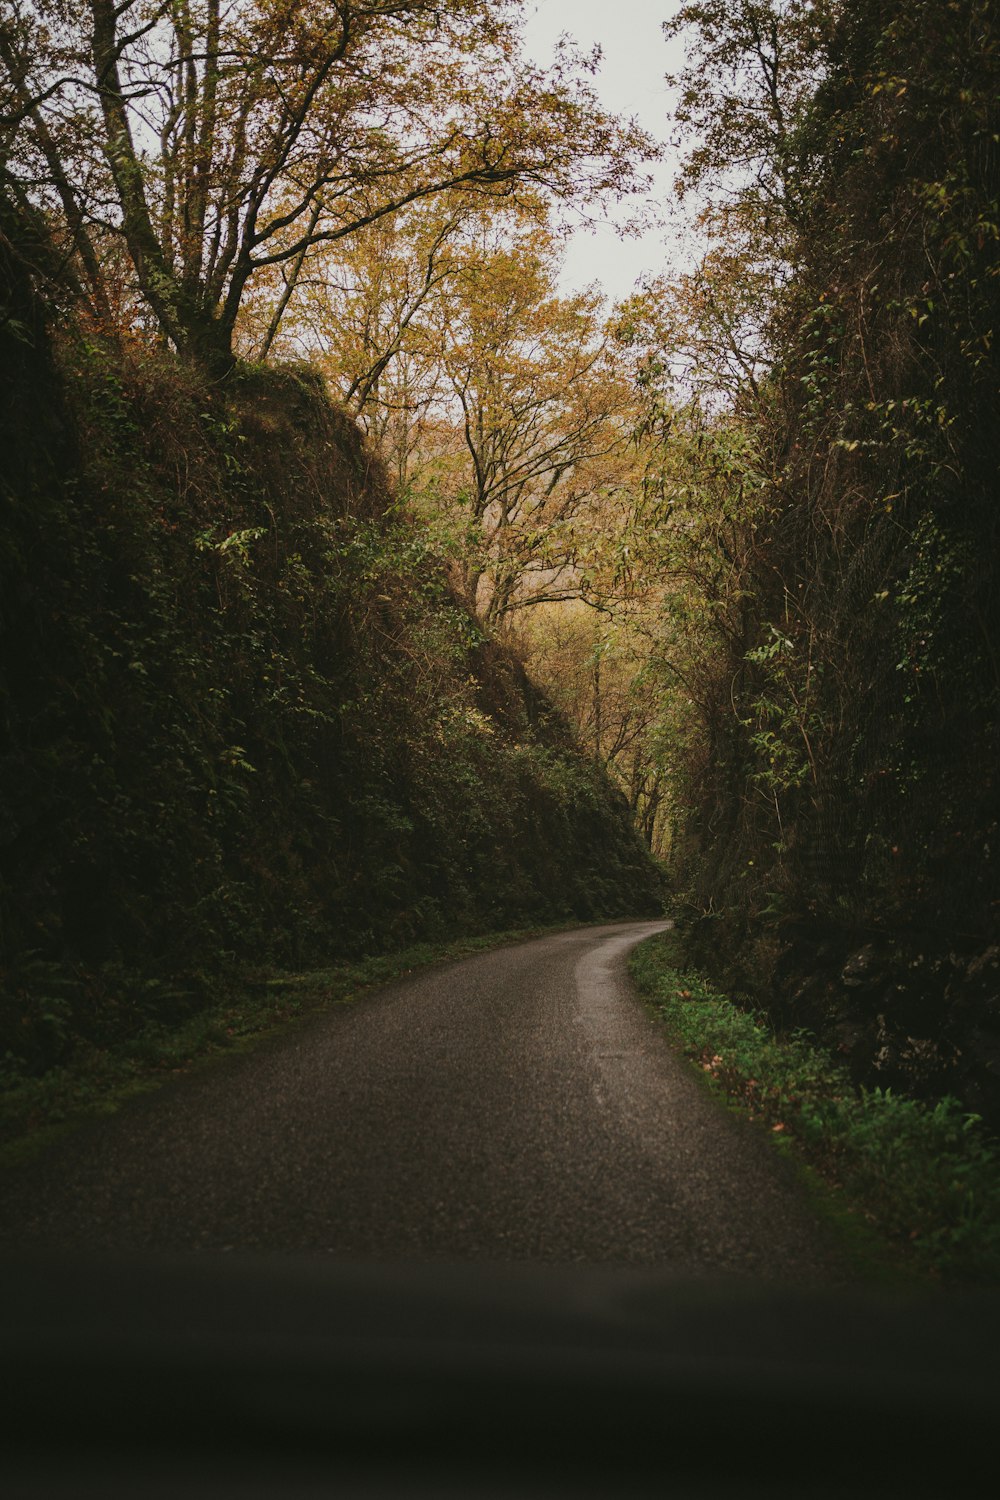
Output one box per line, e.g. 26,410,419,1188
0,921,848,1279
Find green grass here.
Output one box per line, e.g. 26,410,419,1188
0,923,567,1169
630,931,1000,1286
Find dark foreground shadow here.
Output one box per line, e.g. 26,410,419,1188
2,1253,996,1497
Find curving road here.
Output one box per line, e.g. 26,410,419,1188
0,921,848,1278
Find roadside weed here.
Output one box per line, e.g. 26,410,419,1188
631,933,1000,1284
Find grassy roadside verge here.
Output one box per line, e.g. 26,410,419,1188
630,931,1000,1286
0,923,567,1169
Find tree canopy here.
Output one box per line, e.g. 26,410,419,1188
1,0,656,370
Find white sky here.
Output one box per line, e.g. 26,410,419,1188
519,1,686,306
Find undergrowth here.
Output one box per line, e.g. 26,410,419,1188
630,931,1000,1285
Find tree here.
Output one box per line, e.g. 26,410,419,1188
251,192,475,487
664,0,834,236
520,603,670,851
418,216,638,627
652,0,837,416
2,0,656,373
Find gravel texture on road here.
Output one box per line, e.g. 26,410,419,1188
0,921,849,1277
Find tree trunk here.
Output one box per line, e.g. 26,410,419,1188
90,0,236,377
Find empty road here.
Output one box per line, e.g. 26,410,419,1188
0,921,847,1277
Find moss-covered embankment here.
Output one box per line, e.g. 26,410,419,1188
0,230,661,1083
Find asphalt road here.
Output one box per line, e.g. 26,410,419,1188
0,921,848,1278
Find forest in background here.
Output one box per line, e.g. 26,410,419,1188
1,1,998,1122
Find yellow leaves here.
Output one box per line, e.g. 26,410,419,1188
870,73,908,100
434,702,496,743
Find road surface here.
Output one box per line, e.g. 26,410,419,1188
0,921,848,1278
